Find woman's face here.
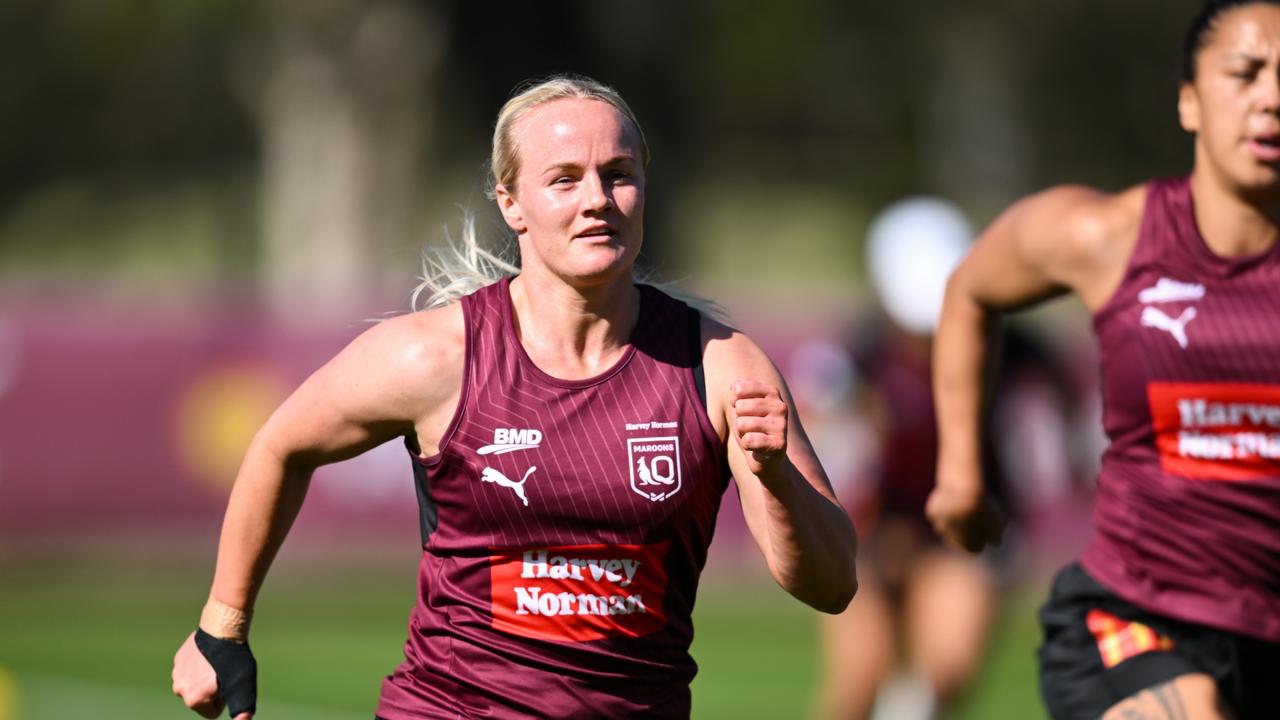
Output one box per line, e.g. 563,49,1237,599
496,98,646,288
1181,3,1280,192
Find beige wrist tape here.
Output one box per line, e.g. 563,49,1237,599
199,597,252,642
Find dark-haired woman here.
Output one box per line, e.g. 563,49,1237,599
927,2,1280,718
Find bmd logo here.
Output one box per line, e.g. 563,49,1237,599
478,428,544,455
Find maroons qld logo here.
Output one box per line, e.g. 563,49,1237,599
627,436,681,501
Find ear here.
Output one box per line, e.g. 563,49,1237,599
494,184,526,234
1178,82,1201,134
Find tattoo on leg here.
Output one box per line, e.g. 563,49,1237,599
1116,704,1145,720
1151,681,1189,720
1104,681,1191,720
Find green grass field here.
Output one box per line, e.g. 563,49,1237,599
0,544,1046,719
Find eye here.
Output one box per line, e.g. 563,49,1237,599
1228,63,1263,81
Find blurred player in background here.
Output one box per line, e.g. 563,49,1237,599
170,74,857,719
811,198,1076,719
928,2,1280,717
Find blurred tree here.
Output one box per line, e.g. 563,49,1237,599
0,0,257,202
258,0,446,319
0,0,1210,298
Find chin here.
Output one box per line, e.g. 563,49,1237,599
565,263,633,289
566,246,639,284
1234,165,1280,200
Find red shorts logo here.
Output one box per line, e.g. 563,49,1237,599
1086,609,1174,669
489,542,669,642
1147,382,1280,481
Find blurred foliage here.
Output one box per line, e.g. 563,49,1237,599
0,1,259,197
0,0,1202,298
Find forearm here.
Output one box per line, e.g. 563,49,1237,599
932,278,1002,490
754,461,857,614
208,441,315,616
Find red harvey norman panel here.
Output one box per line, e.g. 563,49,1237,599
1148,382,1280,481
489,542,670,642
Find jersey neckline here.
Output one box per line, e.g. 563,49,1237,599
1176,176,1280,276
498,275,647,389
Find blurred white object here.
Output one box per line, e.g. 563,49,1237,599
787,337,857,415
866,197,973,335
871,670,936,720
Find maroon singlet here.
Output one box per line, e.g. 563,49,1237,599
1083,176,1280,641
376,276,729,719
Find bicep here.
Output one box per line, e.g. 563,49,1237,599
703,329,840,519
254,362,407,469
254,313,462,468
953,186,1108,311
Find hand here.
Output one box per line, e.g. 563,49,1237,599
173,631,229,718
925,478,1005,553
172,630,255,719
729,380,789,478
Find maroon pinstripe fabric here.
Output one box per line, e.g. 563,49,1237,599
1082,176,1280,641
377,277,729,719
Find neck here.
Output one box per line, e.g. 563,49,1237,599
1190,164,1280,257
508,267,640,380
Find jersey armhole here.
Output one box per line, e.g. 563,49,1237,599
1092,181,1157,323
686,304,729,480
409,297,473,468
688,305,707,410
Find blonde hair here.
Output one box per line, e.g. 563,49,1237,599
410,210,519,311
412,75,724,322
487,74,651,200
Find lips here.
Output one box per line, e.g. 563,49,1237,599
574,225,616,239
1248,134,1280,163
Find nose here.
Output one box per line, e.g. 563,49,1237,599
1261,67,1280,113
582,171,613,214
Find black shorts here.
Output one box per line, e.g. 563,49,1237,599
1038,563,1280,720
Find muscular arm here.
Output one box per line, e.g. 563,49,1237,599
211,306,464,610
173,305,464,717
704,319,857,614
928,184,1142,551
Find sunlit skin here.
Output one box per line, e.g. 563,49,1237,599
173,88,858,719
926,5,1280,720
1181,4,1280,253
495,98,646,292
490,97,648,379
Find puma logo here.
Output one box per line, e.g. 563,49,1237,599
481,466,535,507
1141,306,1197,349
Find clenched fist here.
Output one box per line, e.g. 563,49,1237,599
729,380,789,477
172,630,256,720
925,477,1005,553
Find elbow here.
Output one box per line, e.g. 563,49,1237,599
799,575,857,615
791,550,859,615
815,567,858,615
809,520,859,614
837,570,859,612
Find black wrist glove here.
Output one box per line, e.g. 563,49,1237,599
194,628,257,717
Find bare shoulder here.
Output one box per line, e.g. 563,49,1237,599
255,302,467,464
319,302,466,422
1015,183,1146,306
700,315,776,380
361,303,465,373
958,182,1146,311
699,314,787,436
